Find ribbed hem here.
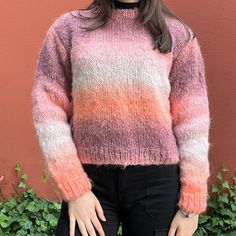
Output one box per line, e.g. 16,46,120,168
77,146,180,166
57,172,93,202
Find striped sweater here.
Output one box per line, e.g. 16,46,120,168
31,8,211,214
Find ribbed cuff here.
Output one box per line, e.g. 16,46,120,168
177,184,209,214
57,172,93,202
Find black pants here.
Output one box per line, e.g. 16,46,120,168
54,163,180,236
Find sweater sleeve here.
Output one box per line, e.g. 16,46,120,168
168,34,212,214
31,23,92,201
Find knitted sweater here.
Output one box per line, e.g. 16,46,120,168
31,7,211,214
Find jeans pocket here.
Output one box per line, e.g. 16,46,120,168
142,164,181,218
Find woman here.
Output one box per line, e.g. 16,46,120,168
31,0,211,235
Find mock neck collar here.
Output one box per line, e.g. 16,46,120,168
76,4,140,20
111,7,139,20
113,0,140,9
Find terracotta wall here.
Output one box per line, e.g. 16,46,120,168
0,0,235,201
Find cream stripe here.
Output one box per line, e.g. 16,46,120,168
178,136,209,162
34,121,76,159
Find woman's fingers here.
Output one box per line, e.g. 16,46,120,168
167,225,178,236
90,213,106,236
84,219,97,236
95,198,106,222
77,219,89,236
69,216,76,236
67,191,106,236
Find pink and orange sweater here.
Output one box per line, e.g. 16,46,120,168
31,7,211,214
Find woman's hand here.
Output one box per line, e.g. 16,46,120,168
167,209,199,236
68,190,106,236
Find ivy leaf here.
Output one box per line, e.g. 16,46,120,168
15,162,21,172
217,172,223,181
212,184,219,193
218,193,229,204
18,182,26,188
207,199,218,209
26,202,40,213
0,221,10,228
49,216,58,227
222,181,230,189
53,202,61,210
230,203,236,211
21,173,28,180
220,232,236,236
223,166,229,172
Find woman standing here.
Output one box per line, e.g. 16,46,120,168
31,0,211,235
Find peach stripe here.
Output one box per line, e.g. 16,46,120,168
73,84,172,125
171,94,209,122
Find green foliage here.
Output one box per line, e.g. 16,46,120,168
0,162,235,235
117,224,122,236
194,164,236,236
0,162,61,235
0,188,61,235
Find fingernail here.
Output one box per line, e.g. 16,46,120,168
103,216,106,221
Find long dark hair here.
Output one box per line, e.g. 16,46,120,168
70,0,195,54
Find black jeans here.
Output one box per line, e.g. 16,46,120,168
54,163,180,236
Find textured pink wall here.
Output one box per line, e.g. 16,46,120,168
0,0,235,201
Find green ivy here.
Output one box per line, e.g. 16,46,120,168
0,189,61,235
0,163,235,235
194,164,236,236
0,162,61,235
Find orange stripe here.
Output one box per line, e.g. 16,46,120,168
73,84,171,125
181,183,205,193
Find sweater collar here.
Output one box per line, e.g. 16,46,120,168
111,7,139,20
76,5,140,20
113,0,140,9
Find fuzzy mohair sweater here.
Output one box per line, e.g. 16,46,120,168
31,7,212,214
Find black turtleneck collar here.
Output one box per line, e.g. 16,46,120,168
114,0,140,9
